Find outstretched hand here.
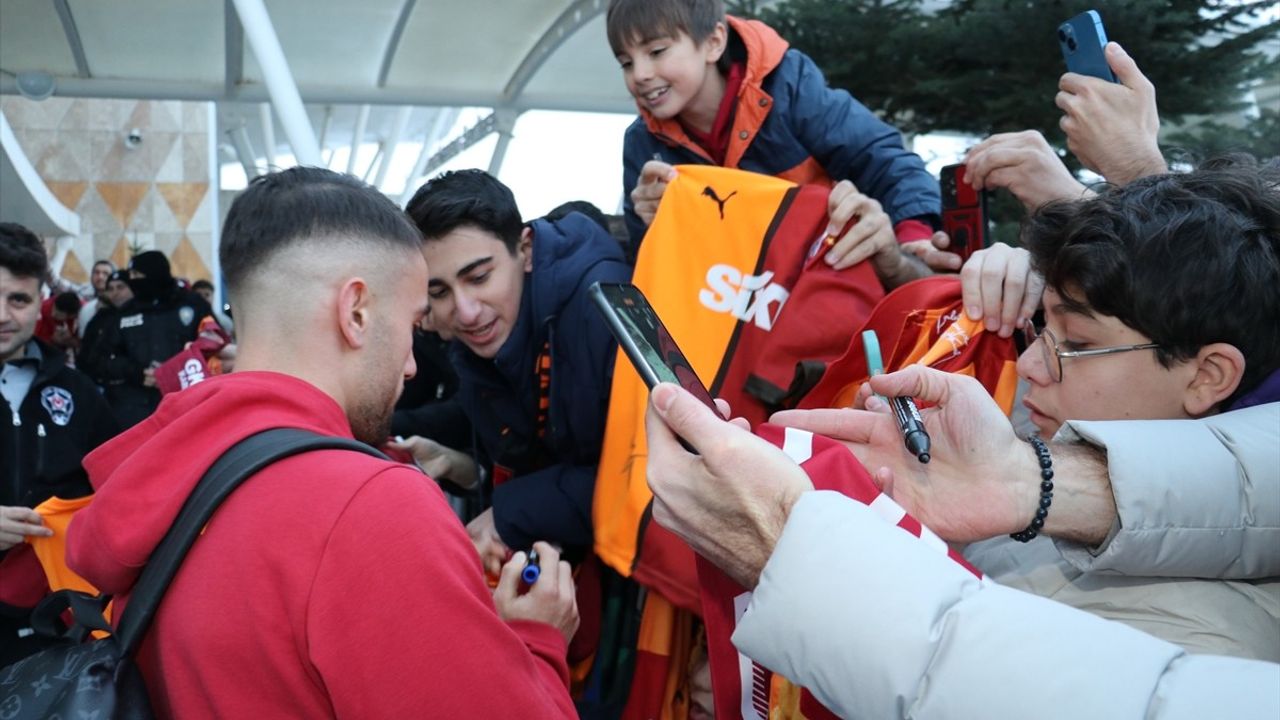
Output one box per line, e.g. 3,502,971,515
771,366,1037,543
958,243,1045,338
631,160,677,226
1057,42,1166,185
965,131,1092,212
645,383,812,588
493,541,580,644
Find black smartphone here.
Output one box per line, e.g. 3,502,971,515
1058,10,1116,82
588,282,719,414
940,163,988,263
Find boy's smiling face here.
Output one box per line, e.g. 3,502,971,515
615,24,728,132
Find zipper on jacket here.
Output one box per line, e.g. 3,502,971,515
9,409,20,506
34,422,46,488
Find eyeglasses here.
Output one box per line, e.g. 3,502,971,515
1020,321,1161,383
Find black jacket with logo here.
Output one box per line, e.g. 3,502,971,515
82,288,212,428
1,339,121,509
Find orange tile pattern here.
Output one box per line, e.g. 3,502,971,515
1,96,214,284
60,252,88,285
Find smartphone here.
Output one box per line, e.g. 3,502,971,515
1058,10,1116,82
940,164,988,263
588,282,719,414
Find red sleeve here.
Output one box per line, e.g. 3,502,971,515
306,466,576,718
893,218,934,244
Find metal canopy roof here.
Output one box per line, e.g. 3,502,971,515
0,0,632,113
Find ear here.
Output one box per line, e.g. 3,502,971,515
702,22,728,64
335,277,374,350
519,227,534,273
1183,342,1246,416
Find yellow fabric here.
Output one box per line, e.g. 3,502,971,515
27,495,98,596
594,165,797,578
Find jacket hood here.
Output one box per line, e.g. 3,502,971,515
525,213,625,324
68,371,354,595
638,16,789,148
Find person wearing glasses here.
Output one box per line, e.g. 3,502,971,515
773,154,1279,660
633,156,1278,719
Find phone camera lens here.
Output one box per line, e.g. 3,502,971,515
1057,28,1068,42
1067,37,1078,51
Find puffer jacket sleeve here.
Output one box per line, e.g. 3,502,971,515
732,491,1280,720
1053,403,1280,579
781,50,940,226
621,121,651,249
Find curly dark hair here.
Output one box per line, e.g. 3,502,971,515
1024,154,1280,408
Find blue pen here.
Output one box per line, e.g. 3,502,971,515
863,331,932,464
522,549,541,584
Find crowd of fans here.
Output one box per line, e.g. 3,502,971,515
1,0,1276,718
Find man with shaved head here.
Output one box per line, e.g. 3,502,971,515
66,167,579,718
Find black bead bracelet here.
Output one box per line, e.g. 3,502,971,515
1010,436,1054,543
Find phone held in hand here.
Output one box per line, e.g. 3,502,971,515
1058,10,1117,82
588,281,720,415
940,164,988,263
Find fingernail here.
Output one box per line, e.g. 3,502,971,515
984,318,999,331
966,305,982,320
999,324,1011,337
948,257,962,270
865,395,884,412
652,383,677,413
825,253,839,266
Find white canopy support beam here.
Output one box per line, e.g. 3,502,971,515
400,108,460,204
373,106,413,189
231,0,322,166
0,76,636,115
347,104,371,175
227,120,260,179
259,102,277,170
502,0,605,105
378,0,419,88
224,0,244,97
362,142,386,183
52,0,91,78
420,112,497,178
487,109,520,176
317,105,334,166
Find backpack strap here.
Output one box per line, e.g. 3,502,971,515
113,428,388,656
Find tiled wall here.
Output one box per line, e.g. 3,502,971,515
1,96,214,285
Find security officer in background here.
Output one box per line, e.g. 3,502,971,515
81,250,213,427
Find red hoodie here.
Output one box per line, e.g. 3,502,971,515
67,371,576,719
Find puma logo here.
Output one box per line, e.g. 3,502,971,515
701,186,738,219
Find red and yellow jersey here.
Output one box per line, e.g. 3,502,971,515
595,165,887,611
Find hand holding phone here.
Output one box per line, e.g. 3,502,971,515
940,164,988,263
1058,10,1117,82
590,282,722,450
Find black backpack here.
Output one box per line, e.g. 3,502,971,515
0,428,387,719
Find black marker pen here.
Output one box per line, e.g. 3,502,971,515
891,396,932,464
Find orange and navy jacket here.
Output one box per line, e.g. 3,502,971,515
595,165,887,612
622,16,941,247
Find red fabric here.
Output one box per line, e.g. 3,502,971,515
67,371,576,719
699,425,981,720
681,62,746,166
33,297,77,343
893,218,934,244
715,181,884,427
0,544,49,608
799,275,1018,412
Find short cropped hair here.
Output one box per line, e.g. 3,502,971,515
1025,154,1280,407
0,223,49,281
606,0,725,56
404,170,523,255
220,167,422,296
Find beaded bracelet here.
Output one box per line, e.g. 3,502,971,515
1010,436,1054,543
